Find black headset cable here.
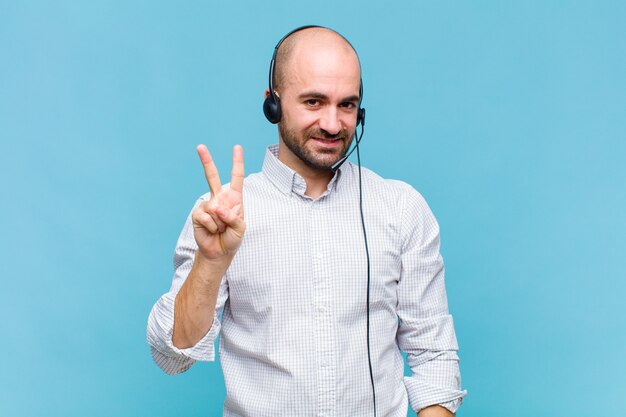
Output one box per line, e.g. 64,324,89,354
355,124,377,417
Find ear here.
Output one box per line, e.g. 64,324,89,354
264,88,271,99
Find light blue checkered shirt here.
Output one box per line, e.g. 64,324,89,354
147,145,466,416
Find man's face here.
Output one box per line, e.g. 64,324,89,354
276,41,361,172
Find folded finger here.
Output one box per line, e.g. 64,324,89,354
193,210,219,234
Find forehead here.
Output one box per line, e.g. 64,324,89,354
284,40,361,97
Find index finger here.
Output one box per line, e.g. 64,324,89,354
196,144,222,195
230,145,245,193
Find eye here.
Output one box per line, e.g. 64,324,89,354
305,99,321,107
340,102,357,109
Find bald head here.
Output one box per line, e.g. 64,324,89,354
274,27,361,93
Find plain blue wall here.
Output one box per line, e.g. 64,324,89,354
2,1,624,416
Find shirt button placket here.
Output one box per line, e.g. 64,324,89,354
310,200,336,417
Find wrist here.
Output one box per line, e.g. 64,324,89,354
193,250,233,276
418,405,454,417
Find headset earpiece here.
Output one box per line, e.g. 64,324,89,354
263,92,281,124
263,26,320,125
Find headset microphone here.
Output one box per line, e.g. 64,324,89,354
331,157,348,173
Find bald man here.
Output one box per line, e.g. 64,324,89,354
147,27,466,417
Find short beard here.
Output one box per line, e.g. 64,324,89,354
278,123,352,171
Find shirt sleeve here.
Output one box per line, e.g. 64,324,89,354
395,186,467,414
146,196,229,375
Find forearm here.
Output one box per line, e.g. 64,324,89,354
172,252,231,348
418,405,454,417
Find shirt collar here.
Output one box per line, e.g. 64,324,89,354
262,145,348,198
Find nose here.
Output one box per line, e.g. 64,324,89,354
318,107,342,136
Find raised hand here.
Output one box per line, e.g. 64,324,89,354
192,144,245,261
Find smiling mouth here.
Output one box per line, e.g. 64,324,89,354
311,138,342,151
312,137,341,143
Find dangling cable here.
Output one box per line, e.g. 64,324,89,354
355,125,376,417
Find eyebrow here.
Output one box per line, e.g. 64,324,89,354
298,92,360,103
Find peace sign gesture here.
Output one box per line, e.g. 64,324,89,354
191,144,245,261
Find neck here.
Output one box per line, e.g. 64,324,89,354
300,168,333,199
277,145,334,199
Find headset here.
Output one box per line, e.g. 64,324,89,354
263,26,376,417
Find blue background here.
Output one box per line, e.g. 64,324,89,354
2,1,624,416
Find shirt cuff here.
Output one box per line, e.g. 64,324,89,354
163,314,220,362
437,397,465,414
147,291,221,372
404,376,467,414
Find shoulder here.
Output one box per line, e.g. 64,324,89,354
349,164,430,210
349,164,439,239
240,171,272,199
241,171,266,187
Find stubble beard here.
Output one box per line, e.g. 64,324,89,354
278,122,353,171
